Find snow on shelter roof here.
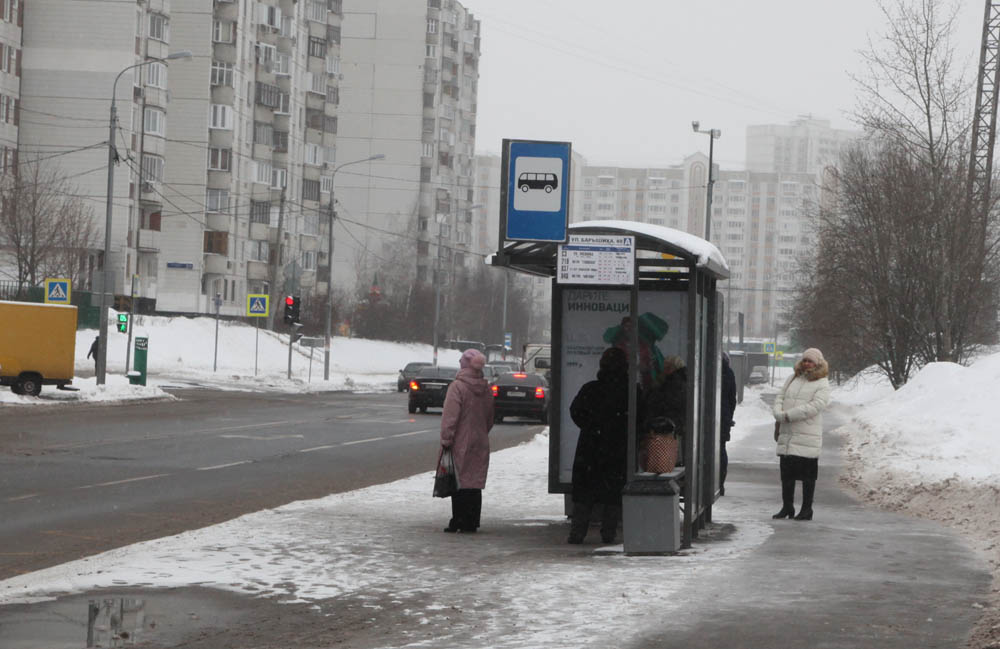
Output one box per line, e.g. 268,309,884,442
487,220,729,280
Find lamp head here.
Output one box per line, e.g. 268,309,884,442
370,154,386,161
165,50,193,60
691,120,700,132
712,128,722,139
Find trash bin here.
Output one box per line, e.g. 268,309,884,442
622,470,684,554
129,337,148,386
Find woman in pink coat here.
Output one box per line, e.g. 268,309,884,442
440,348,495,533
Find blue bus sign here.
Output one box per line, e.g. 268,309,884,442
500,139,571,243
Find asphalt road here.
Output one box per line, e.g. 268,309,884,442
0,389,543,579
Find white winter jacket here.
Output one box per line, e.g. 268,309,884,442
773,360,831,459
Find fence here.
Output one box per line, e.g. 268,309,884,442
0,280,100,329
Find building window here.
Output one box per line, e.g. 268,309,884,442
141,154,164,182
275,92,290,114
248,241,269,262
422,142,434,158
307,1,326,21
143,107,166,136
209,104,233,129
308,36,327,58
272,131,289,151
212,20,234,43
320,175,333,193
260,3,282,29
204,231,229,255
208,148,231,171
255,82,280,108
302,178,320,201
271,168,287,189
206,189,230,213
304,143,322,166
302,251,317,271
149,14,169,42
257,43,276,65
425,44,437,58
275,53,291,75
253,160,272,185
251,200,271,224
254,121,273,145
146,62,167,89
211,60,234,87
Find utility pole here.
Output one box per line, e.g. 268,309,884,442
432,215,445,366
267,188,286,330
324,195,335,380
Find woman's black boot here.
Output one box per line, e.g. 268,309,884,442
795,480,815,520
772,480,796,519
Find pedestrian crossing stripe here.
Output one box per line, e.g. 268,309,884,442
246,294,269,317
44,278,71,304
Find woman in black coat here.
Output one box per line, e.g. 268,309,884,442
568,347,632,544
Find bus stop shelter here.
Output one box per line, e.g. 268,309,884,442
490,220,730,550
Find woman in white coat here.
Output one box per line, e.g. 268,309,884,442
772,347,831,521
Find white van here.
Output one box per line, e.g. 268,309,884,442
522,343,551,378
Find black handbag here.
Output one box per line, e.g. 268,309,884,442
433,449,459,498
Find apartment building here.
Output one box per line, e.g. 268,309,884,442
153,0,342,316
19,0,176,298
0,0,20,175
746,116,860,175
570,154,818,338
337,0,479,297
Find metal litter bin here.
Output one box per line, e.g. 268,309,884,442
622,469,684,554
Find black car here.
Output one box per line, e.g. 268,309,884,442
408,366,459,413
491,372,550,424
398,361,432,392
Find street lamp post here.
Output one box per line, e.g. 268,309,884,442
692,121,721,242
323,153,385,381
432,213,446,367
97,51,192,386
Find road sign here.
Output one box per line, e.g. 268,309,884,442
504,332,512,349
44,278,71,304
557,234,635,285
775,351,784,360
501,139,571,243
246,294,269,318
764,342,776,353
300,336,325,348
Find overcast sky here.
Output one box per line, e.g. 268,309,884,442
460,0,985,169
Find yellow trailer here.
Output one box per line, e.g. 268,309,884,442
0,300,78,395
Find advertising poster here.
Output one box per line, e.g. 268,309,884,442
558,288,688,484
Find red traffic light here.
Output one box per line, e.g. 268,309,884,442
285,296,295,306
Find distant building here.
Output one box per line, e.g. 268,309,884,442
0,0,20,178
746,116,860,176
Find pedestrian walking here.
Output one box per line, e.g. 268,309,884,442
440,348,494,533
772,347,831,521
568,346,634,544
87,336,100,373
719,352,737,495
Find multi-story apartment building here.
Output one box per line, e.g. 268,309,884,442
337,0,479,297
570,153,818,339
746,116,860,176
0,0,20,175
155,0,342,316
19,0,175,298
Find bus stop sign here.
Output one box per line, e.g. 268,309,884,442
500,139,571,243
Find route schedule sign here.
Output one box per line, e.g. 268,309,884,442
500,138,571,243
557,234,635,285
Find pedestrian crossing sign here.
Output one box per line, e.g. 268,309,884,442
44,278,71,304
764,342,776,353
246,294,269,318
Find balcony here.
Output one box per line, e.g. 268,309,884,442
250,222,270,241
247,260,270,280
203,254,229,275
137,228,160,252
206,212,230,232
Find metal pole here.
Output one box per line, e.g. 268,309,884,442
705,134,715,241
254,318,259,376
501,269,508,336
213,293,221,372
97,95,117,386
308,346,313,382
288,329,294,380
324,194,334,381
125,275,136,374
432,223,442,366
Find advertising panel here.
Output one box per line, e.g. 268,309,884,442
557,288,688,484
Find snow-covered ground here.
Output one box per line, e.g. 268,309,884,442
2,314,999,645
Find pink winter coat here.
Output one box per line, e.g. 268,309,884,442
439,367,495,489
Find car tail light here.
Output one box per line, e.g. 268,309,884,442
513,373,527,379
410,381,419,391
535,386,546,399
491,384,498,397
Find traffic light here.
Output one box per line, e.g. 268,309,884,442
116,313,130,333
283,295,300,324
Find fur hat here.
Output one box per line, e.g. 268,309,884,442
599,347,628,374
459,349,486,370
801,348,824,364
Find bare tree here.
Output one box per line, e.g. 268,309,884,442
0,157,97,294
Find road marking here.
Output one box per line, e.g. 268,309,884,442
5,493,40,502
196,460,252,471
341,436,386,446
75,474,170,490
299,445,336,453
218,434,305,440
389,429,435,438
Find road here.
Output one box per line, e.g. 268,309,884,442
0,389,543,579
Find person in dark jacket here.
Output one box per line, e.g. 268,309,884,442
87,336,100,373
719,352,737,495
568,347,633,544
